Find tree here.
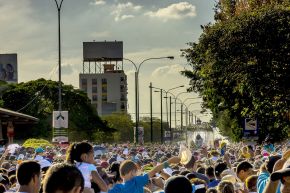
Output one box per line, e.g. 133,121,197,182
182,4,290,142
1,79,113,141
139,117,165,143
102,113,134,142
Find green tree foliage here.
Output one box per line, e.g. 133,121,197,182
0,79,113,141
101,114,166,143
139,117,165,143
214,0,290,21
102,113,134,142
182,4,290,142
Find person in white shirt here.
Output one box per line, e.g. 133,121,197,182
66,142,108,193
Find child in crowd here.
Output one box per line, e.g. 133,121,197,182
108,156,180,193
66,142,108,193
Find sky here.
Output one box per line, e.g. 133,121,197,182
0,0,216,123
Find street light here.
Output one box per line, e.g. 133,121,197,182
123,56,174,144
54,0,64,113
154,90,163,143
174,92,188,129
151,85,184,142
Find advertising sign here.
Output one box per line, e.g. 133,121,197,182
0,54,17,83
83,41,123,61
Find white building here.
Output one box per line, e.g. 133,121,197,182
79,64,127,116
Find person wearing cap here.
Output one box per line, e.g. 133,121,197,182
33,147,52,171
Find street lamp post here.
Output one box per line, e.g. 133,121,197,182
149,82,153,143
151,85,184,143
54,0,64,112
175,92,188,129
164,86,184,140
154,90,163,143
123,56,174,144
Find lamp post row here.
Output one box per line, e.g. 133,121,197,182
123,57,174,144
149,83,202,143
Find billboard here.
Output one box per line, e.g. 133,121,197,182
83,41,123,62
0,54,17,83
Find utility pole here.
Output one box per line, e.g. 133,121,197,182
54,0,64,112
169,96,172,142
150,82,153,143
160,89,163,143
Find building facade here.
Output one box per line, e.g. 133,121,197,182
79,64,127,116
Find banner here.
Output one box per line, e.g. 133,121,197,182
134,127,144,144
0,54,17,83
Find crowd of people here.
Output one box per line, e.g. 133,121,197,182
0,138,289,193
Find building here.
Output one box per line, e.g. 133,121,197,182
79,64,127,115
79,41,127,116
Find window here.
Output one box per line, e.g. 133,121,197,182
92,79,97,85
81,79,87,85
92,95,98,101
102,86,107,93
102,95,107,102
102,78,107,84
81,86,87,93
92,86,98,93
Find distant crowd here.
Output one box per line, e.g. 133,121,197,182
0,137,289,193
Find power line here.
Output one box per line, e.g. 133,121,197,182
17,63,59,112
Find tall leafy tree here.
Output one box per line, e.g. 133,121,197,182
182,3,290,142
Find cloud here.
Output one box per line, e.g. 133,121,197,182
62,64,74,75
111,2,142,21
151,64,184,77
145,2,196,21
90,31,111,39
92,0,106,5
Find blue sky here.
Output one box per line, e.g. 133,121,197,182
0,0,215,122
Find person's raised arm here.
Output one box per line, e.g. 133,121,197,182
148,156,180,178
0,148,9,166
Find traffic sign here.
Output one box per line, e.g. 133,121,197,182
53,111,68,128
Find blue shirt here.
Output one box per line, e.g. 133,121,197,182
109,174,149,193
208,179,220,188
257,172,269,193
257,172,281,193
